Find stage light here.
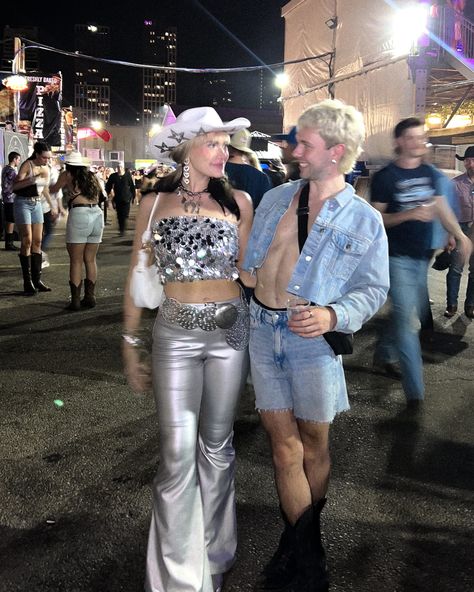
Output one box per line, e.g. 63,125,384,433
275,72,289,88
391,4,429,56
426,113,443,128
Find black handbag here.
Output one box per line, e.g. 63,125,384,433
297,183,353,356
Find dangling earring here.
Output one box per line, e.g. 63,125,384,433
182,158,190,185
331,159,337,164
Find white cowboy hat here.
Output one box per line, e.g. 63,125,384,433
150,107,250,163
64,151,91,167
229,129,254,154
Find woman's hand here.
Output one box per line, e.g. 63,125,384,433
122,340,152,395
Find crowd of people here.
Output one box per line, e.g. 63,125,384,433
121,101,471,592
1,98,473,592
0,149,173,308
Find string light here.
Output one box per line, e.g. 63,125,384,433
20,37,333,74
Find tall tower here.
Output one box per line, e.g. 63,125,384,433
142,21,177,130
73,24,111,126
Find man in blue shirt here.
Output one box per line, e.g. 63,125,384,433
243,100,389,592
371,117,471,407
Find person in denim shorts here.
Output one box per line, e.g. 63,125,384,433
242,100,390,592
13,141,56,295
52,151,105,311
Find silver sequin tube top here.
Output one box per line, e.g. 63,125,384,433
152,215,240,283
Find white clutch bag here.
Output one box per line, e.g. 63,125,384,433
129,195,164,309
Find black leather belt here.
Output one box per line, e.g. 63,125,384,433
70,203,99,209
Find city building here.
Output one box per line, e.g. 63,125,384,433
142,21,177,129
73,24,111,126
1,26,39,74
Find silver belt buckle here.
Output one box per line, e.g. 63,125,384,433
214,303,238,329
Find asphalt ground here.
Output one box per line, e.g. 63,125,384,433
0,205,473,592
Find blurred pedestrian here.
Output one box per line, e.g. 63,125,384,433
444,146,474,318
98,166,112,225
105,164,135,235
371,117,472,407
12,141,55,295
1,151,21,251
41,156,67,268
122,107,254,592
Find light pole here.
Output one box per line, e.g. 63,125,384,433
12,37,26,131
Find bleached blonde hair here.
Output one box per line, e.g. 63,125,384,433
297,99,365,174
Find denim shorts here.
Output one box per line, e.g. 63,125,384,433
66,206,104,244
249,298,349,423
13,198,43,225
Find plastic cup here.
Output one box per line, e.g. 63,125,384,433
286,297,311,320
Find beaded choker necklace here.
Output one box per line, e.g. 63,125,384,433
177,184,209,214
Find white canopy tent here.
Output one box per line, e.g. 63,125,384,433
280,0,416,164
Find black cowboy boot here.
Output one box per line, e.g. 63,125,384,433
81,278,96,308
19,254,37,295
67,281,82,311
30,252,51,292
5,233,19,250
254,506,297,591
290,500,329,592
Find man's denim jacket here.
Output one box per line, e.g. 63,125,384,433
243,180,390,334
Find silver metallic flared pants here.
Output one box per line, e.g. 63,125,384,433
145,306,249,592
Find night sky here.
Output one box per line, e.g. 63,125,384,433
5,0,288,123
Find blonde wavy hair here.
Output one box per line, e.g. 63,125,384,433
297,99,365,174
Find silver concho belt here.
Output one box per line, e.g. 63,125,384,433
160,296,250,350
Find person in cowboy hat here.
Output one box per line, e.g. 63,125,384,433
444,146,474,318
122,107,254,592
225,128,272,209
51,151,105,310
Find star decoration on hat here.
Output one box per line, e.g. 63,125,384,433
155,142,171,154
168,130,187,143
191,126,208,136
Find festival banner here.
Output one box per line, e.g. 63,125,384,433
19,73,62,147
